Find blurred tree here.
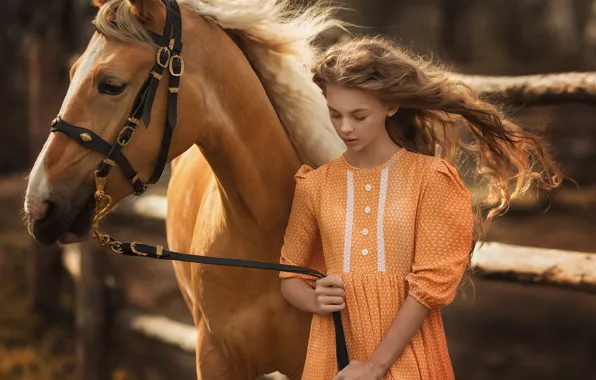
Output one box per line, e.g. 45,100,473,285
0,2,29,173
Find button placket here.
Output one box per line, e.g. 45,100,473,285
361,182,373,257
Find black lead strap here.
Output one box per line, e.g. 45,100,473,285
49,0,349,371
110,236,350,370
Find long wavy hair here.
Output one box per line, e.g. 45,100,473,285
312,35,564,253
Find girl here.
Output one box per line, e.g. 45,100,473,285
279,36,562,380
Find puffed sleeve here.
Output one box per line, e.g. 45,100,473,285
279,165,325,285
406,160,475,309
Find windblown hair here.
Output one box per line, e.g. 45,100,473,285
312,35,564,241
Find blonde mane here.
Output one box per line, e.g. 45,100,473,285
94,0,346,167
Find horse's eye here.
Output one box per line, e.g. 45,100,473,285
98,81,126,95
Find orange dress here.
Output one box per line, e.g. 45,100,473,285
279,148,475,379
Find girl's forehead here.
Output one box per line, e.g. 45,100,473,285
326,84,382,111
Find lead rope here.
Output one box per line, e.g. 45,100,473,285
91,171,350,371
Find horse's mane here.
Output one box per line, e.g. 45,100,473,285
94,0,346,167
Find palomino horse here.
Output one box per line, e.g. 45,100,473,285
24,0,346,378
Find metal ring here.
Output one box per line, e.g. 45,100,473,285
110,242,124,254
99,235,111,246
117,126,135,147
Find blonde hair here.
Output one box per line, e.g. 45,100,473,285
313,35,564,241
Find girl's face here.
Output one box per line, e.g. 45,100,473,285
325,83,397,153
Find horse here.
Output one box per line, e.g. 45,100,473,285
23,0,347,378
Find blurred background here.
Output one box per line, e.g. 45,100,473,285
1,0,595,379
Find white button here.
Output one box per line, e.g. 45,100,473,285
361,249,369,256
364,206,371,214
362,228,369,236
364,184,372,192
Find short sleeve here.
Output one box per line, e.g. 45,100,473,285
406,160,475,309
279,165,325,285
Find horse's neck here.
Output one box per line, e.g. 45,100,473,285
186,16,301,231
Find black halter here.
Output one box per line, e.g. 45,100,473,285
50,0,183,196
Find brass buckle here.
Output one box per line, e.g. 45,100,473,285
169,55,184,77
130,242,148,256
117,126,135,147
156,47,171,68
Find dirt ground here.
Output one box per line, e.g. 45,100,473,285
1,173,595,380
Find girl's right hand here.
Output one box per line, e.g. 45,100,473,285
313,275,346,315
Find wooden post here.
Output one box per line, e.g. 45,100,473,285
75,240,109,380
26,23,68,320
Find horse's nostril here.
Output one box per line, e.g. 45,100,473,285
40,201,59,224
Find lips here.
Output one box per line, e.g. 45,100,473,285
343,137,358,144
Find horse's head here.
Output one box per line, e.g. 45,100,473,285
25,0,199,245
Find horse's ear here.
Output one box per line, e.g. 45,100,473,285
92,0,108,7
127,0,166,25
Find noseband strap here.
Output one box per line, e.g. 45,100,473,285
50,0,183,195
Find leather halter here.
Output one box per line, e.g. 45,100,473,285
50,0,183,196
47,0,350,371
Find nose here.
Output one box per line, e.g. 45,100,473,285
340,119,354,135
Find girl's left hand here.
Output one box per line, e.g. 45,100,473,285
333,360,382,380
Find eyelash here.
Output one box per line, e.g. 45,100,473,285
98,80,127,95
330,114,367,121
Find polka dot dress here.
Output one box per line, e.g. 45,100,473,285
280,148,475,380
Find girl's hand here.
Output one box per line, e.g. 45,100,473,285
313,275,345,315
333,360,382,380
